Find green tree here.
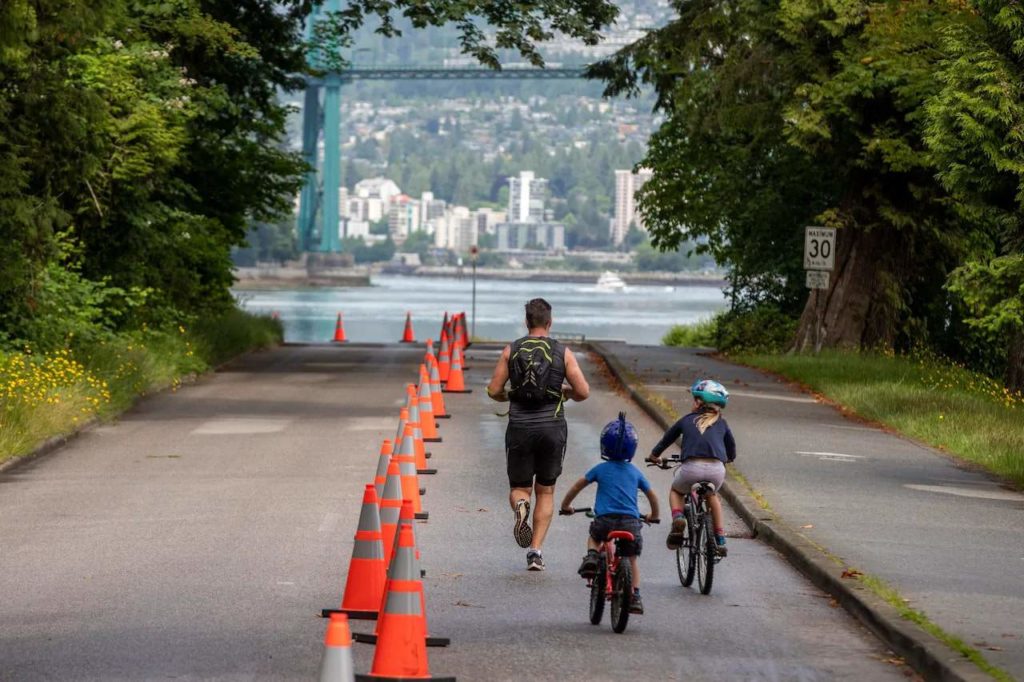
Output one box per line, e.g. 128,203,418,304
926,1,1024,389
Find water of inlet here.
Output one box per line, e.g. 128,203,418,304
234,275,728,346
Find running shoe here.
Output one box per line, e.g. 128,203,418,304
666,517,687,550
526,549,545,571
513,499,533,548
629,592,644,615
715,536,728,557
577,552,599,579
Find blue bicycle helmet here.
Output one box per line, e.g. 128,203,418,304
691,379,729,407
600,411,639,461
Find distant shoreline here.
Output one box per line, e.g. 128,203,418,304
232,265,726,289
407,266,726,287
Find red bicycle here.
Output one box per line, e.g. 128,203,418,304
560,507,658,633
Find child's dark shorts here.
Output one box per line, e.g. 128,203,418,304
589,514,643,556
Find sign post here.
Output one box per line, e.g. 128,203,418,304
804,226,837,353
469,245,479,339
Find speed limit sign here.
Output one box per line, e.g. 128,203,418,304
804,227,836,270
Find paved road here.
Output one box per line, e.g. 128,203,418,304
1,344,911,680
597,342,1024,678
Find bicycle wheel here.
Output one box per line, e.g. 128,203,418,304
676,511,696,587
610,559,632,634
589,559,606,625
697,513,715,595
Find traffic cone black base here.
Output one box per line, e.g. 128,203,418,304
435,414,451,419
441,388,472,394
424,436,442,443
417,467,437,475
358,671,458,675
322,608,378,621
352,634,451,647
415,512,429,520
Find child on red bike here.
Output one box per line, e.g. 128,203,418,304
560,412,660,614
646,379,735,556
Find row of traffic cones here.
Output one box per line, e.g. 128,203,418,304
319,315,472,681
331,312,420,344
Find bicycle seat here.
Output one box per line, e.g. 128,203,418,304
607,530,635,542
692,481,716,494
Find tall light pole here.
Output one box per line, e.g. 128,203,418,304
469,245,478,339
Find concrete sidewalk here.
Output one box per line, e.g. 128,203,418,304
592,342,1024,680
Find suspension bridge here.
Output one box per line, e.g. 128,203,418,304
297,5,591,253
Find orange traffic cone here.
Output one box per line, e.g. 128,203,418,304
405,384,432,461
418,367,441,443
398,405,436,476
373,440,392,504
424,338,435,363
427,356,449,418
400,311,416,343
355,526,456,681
322,485,387,621
354,501,450,649
394,407,409,448
437,331,451,383
443,345,471,393
393,426,428,520
438,312,449,346
318,613,356,682
333,313,348,343
378,461,403,567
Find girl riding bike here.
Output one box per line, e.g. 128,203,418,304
560,413,660,614
646,379,735,556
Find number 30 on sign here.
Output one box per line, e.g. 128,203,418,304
804,227,836,270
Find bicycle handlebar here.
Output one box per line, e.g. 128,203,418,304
559,507,660,524
559,507,593,516
645,455,682,470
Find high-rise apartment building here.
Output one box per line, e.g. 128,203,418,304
611,168,653,245
507,171,547,223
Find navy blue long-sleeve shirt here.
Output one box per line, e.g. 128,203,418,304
650,412,736,464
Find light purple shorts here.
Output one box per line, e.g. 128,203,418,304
672,458,726,494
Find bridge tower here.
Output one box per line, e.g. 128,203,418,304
298,0,343,253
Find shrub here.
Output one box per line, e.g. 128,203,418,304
716,305,798,354
662,317,718,347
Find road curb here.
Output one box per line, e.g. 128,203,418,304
587,341,990,682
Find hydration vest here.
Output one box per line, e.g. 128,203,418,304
508,336,565,404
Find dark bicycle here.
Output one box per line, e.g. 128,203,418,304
559,507,657,633
647,455,721,595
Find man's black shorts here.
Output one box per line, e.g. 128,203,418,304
589,515,643,556
505,421,567,488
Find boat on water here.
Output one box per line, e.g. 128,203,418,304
595,271,627,291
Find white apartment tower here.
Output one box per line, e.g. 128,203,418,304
611,168,653,245
507,171,547,223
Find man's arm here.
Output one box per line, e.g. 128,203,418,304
560,476,590,512
486,345,511,402
562,347,590,402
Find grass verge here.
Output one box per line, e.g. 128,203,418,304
735,350,1024,488
857,573,1014,681
0,309,281,465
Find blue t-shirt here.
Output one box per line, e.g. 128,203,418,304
584,460,651,518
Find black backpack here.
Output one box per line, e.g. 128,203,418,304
508,337,564,403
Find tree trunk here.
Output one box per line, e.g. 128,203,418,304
791,227,907,352
1007,330,1024,394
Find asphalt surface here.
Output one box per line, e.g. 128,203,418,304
0,343,912,680
597,342,1024,678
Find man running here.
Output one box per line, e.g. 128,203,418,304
487,298,590,570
